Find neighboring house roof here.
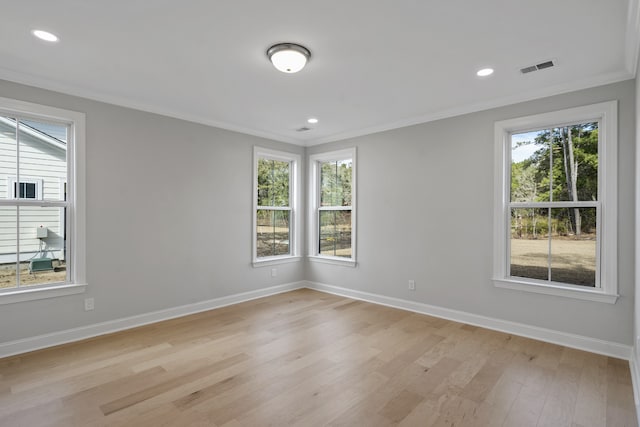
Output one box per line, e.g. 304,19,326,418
0,116,66,151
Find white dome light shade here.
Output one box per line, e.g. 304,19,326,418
267,43,311,73
307,118,318,124
476,68,494,77
32,30,59,42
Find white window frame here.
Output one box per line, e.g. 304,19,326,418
0,97,87,305
7,177,43,200
493,101,617,303
308,148,357,267
252,147,301,267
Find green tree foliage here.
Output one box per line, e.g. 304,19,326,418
511,123,598,236
321,160,352,206
257,159,289,207
527,125,598,202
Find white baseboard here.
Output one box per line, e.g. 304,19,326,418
0,281,305,359
305,281,632,360
1,280,633,362
630,349,640,422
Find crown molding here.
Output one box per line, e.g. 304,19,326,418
306,70,633,146
0,67,300,146
0,65,633,149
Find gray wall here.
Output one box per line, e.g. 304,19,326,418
307,80,635,346
0,78,634,348
0,79,305,343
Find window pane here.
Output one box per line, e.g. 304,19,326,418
550,123,598,202
256,209,290,258
23,182,36,199
257,159,289,207
511,130,550,202
550,207,596,286
319,210,352,257
18,120,67,201
0,117,18,200
19,206,67,287
320,160,352,207
510,208,549,281
0,207,17,290
511,124,598,204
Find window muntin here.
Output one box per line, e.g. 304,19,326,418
309,149,356,265
509,123,599,287
493,101,617,303
253,148,300,264
0,117,70,290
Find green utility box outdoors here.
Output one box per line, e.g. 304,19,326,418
29,258,54,273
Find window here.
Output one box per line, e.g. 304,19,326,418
253,147,300,265
309,148,356,266
8,177,43,200
0,97,86,304
493,101,617,303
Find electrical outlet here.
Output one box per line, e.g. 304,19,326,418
84,297,94,311
408,280,415,291
271,268,277,278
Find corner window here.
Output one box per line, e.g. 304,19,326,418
252,147,300,266
0,97,86,304
309,148,356,266
493,101,617,303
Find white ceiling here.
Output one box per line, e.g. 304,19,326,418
1,1,638,146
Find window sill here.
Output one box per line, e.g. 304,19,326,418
252,256,302,268
0,283,87,305
308,256,357,268
493,278,618,304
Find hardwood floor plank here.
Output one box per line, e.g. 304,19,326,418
378,389,425,423
605,357,638,426
572,352,608,427
100,353,250,415
459,351,513,404
536,362,582,427
396,399,440,427
406,357,462,397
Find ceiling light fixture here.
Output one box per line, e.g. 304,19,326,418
32,29,59,42
476,68,494,77
307,118,318,124
267,43,311,73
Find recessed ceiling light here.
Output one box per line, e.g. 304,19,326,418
267,43,311,73
476,68,494,77
307,118,318,124
32,30,59,42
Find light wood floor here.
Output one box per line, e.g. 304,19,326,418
0,289,636,426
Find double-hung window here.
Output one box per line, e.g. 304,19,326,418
0,97,86,304
493,101,617,303
309,148,356,266
252,147,300,265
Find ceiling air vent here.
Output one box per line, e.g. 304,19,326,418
520,65,537,74
296,126,311,132
520,60,555,74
